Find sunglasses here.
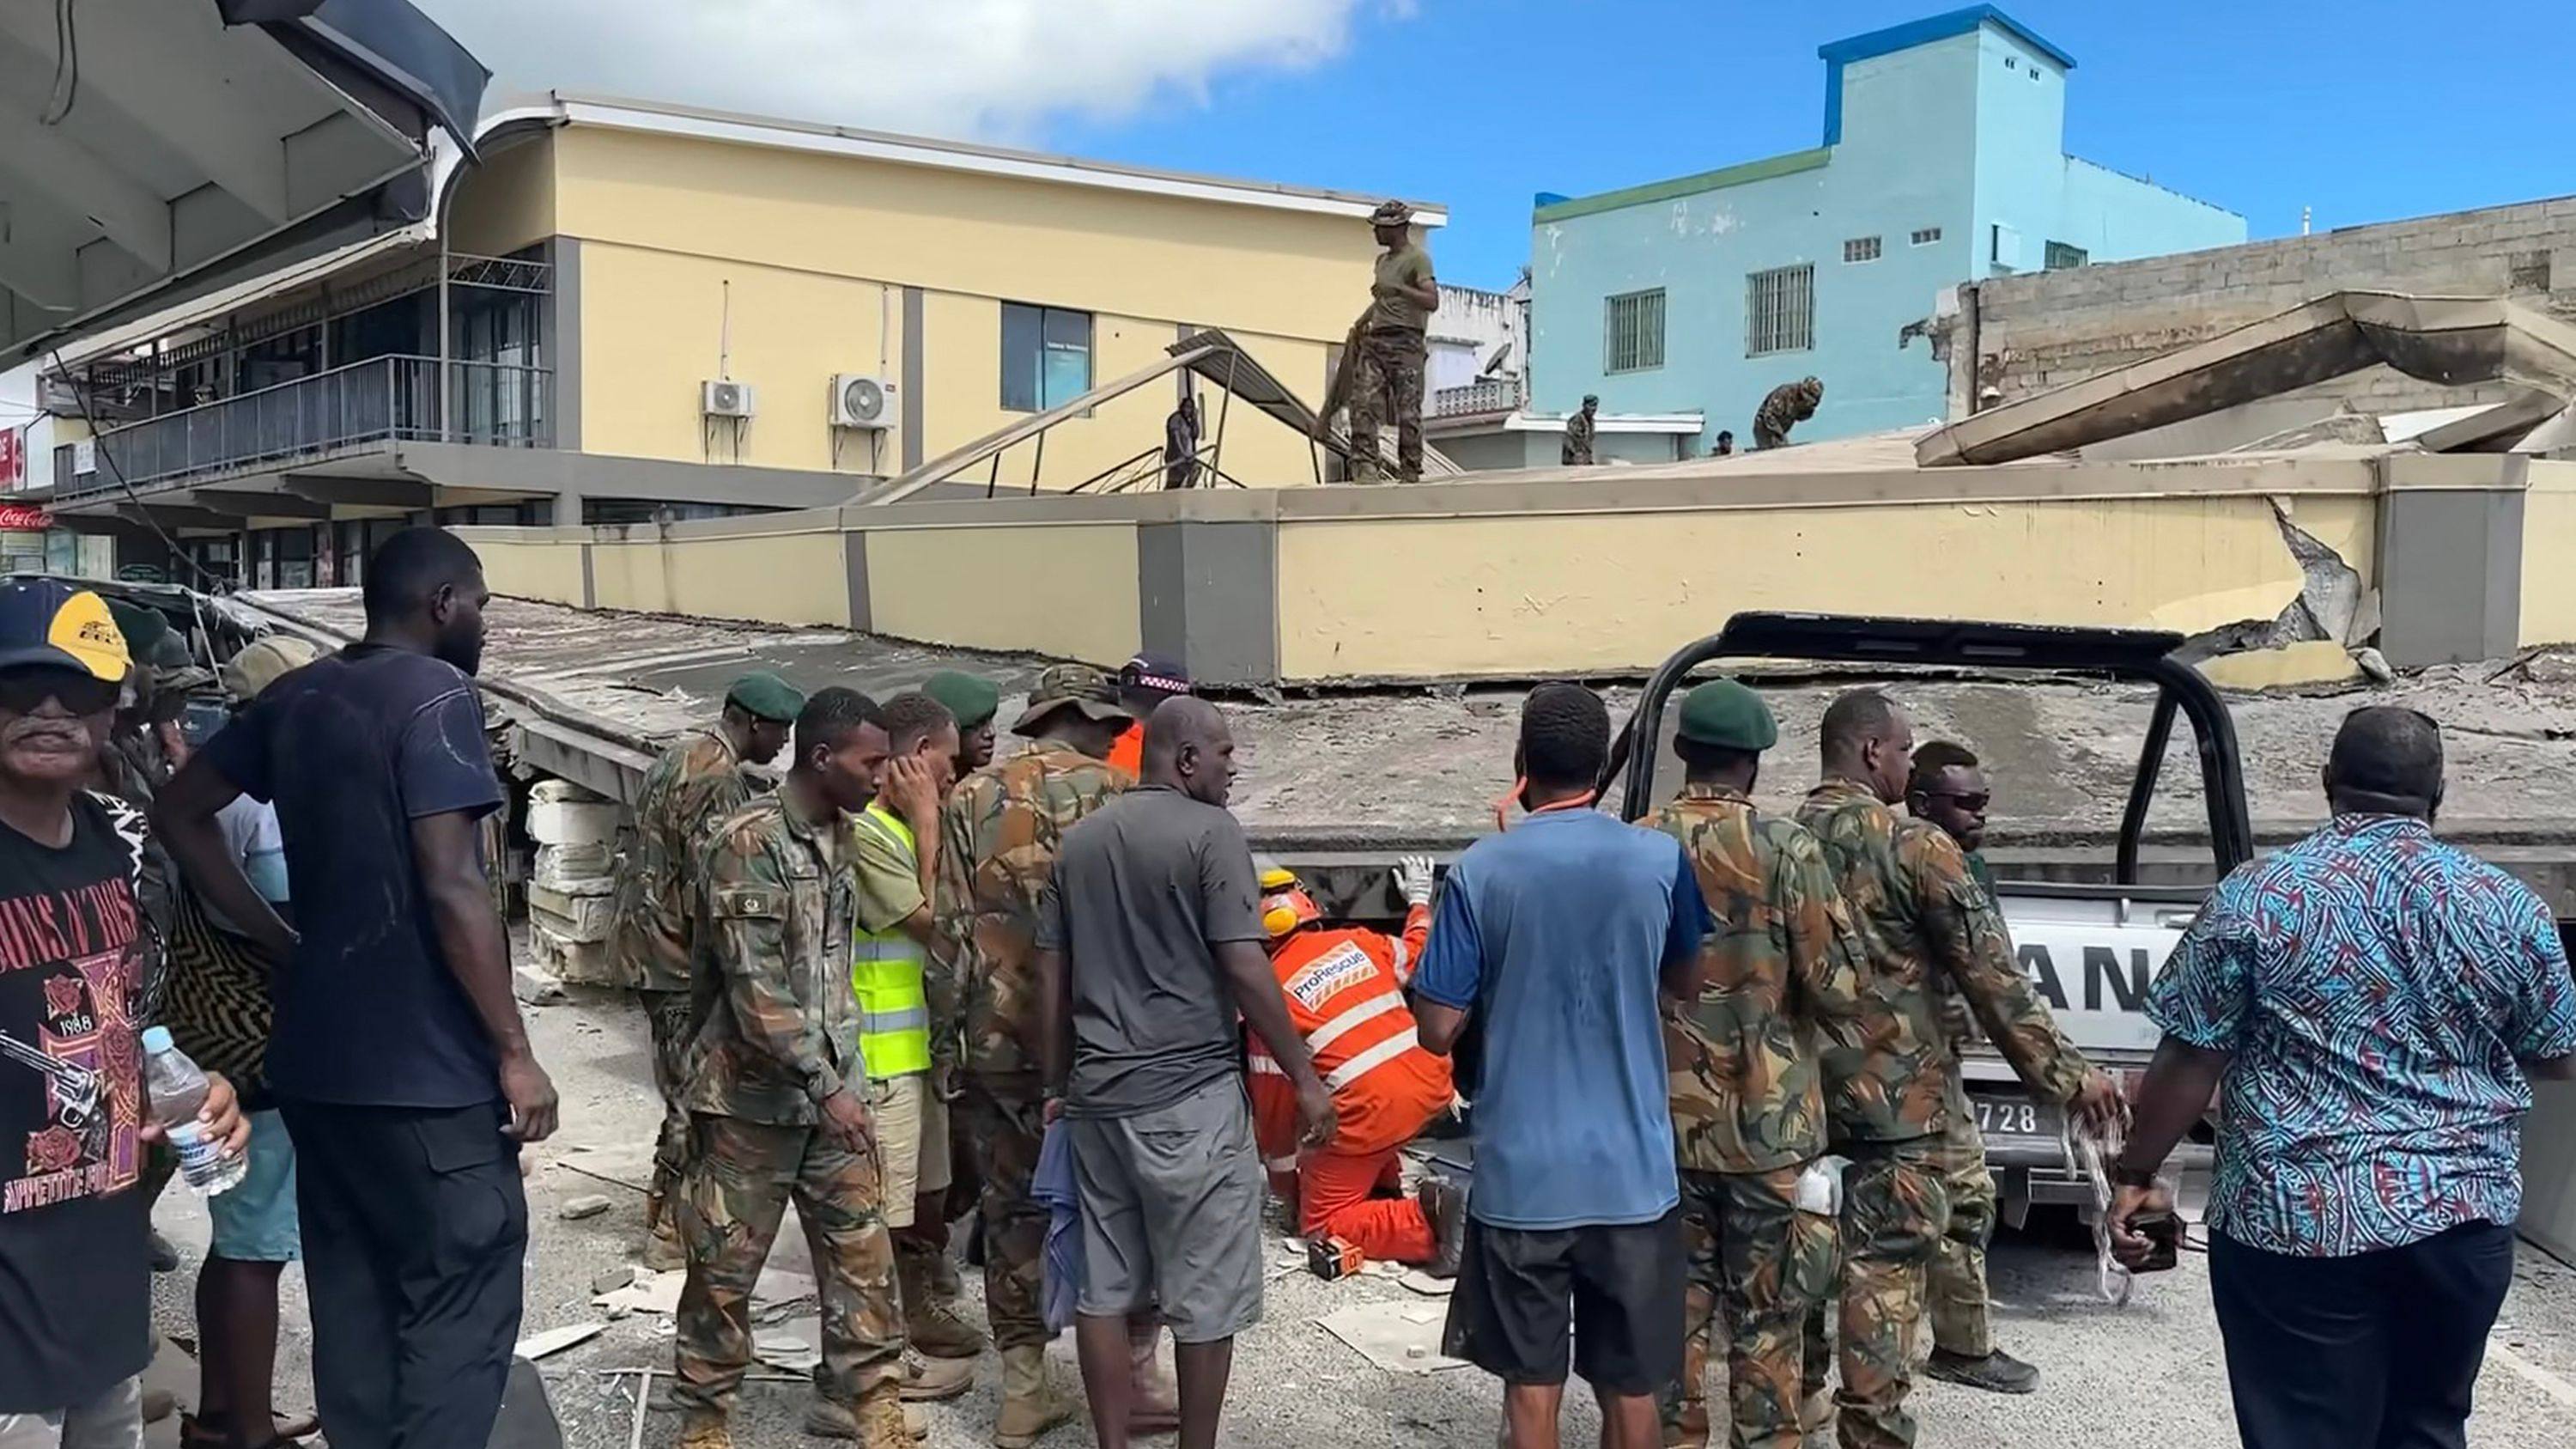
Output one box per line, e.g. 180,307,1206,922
1921,790,1991,813
0,667,123,717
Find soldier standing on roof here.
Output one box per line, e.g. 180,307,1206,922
607,671,803,1271
670,688,908,1449
1563,394,1600,466
1753,377,1824,450
933,666,1176,1447
1335,199,1437,484
1640,679,1874,1449
1795,690,2125,1449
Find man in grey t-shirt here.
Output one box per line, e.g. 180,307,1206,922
1036,697,1334,1449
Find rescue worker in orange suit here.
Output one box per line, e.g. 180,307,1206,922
1248,856,1468,1271
1106,653,1189,778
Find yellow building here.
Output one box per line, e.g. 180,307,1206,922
40,94,1441,586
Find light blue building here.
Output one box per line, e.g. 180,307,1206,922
1528,6,2245,448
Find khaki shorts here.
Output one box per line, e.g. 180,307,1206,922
869,1075,951,1228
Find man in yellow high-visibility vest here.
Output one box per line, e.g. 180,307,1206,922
847,691,985,1397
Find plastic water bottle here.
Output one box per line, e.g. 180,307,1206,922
142,1027,246,1196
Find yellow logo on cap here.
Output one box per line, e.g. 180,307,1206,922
47,590,131,683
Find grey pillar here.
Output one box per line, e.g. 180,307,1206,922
1136,520,1277,686
2374,460,2526,668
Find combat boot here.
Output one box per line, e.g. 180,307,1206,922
900,1349,976,1402
675,1413,732,1449
801,1387,925,1445
992,1345,1078,1449
1419,1173,1467,1280
901,1250,988,1360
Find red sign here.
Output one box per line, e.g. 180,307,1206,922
0,503,54,531
0,427,20,491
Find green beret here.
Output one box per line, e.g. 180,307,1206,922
106,600,169,655
1675,678,1777,752
922,671,999,731
724,671,805,724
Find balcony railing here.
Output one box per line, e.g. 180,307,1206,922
1430,376,1523,417
54,354,552,498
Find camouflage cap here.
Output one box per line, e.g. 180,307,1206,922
921,671,1000,731
222,635,320,703
724,670,805,724
1011,662,1133,736
1675,677,1778,752
1369,199,1414,228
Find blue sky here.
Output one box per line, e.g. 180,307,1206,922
1048,1,2575,289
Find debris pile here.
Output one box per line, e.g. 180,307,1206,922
528,779,621,984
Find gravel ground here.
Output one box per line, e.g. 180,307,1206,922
145,976,2576,1449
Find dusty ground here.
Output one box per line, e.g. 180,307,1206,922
143,972,2576,1449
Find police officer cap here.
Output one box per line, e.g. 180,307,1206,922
922,671,999,731
724,671,805,724
1675,678,1777,752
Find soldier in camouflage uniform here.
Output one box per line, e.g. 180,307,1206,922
1340,199,1437,484
930,665,1133,1447
1640,679,1874,1449
1901,740,2055,1396
1795,691,2125,1449
1751,377,1823,450
671,687,908,1449
607,672,802,1269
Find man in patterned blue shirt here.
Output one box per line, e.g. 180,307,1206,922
2108,707,2576,1449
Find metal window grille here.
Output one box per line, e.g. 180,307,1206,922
1603,289,1666,374
1745,265,1814,356
1843,236,1882,264
2044,240,2090,270
1911,226,1943,246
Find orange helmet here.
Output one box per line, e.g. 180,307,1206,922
1256,861,1321,941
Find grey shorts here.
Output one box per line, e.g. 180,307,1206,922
1066,1075,1265,1344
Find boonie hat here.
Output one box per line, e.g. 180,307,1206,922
724,671,805,724
0,579,131,684
922,671,1000,731
1012,664,1133,736
1675,678,1778,752
1369,199,1415,228
223,636,321,703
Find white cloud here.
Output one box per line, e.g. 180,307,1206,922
418,0,1402,142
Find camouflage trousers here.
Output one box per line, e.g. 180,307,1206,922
1926,1098,1996,1360
671,1113,902,1416
1347,331,1425,483
962,1079,1052,1352
1826,1136,1950,1449
1667,1166,1839,1449
642,989,696,1210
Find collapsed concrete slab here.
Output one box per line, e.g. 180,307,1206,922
1917,292,2576,466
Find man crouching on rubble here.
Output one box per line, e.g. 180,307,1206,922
1247,858,1465,1273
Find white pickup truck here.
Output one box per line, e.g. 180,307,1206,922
1608,612,2245,1220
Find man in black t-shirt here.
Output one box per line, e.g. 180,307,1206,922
160,529,557,1449
0,579,247,1449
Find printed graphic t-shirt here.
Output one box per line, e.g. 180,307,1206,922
0,791,153,1412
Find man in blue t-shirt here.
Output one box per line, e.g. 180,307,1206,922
1413,683,1709,1449
159,527,557,1449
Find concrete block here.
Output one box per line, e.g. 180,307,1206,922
532,923,617,985
533,843,615,894
2197,641,2364,691
527,797,621,846
530,883,616,942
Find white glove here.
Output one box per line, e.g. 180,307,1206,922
1396,855,1437,908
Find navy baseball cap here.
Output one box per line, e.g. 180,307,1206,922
0,579,132,683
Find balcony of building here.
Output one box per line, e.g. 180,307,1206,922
50,250,554,502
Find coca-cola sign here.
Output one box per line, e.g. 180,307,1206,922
0,503,54,531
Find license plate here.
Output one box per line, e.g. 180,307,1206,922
1971,1092,2062,1140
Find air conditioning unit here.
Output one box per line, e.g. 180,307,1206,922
829,374,897,430
702,380,757,419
